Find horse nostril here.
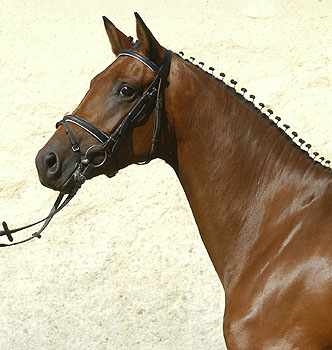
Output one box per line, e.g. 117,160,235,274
44,152,61,178
44,152,57,169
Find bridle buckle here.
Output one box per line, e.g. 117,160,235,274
72,144,80,152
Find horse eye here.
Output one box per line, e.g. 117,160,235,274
119,85,135,97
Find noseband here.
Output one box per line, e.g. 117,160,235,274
0,49,172,247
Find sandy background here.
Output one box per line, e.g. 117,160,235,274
1,1,331,349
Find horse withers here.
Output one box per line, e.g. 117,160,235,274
35,13,332,349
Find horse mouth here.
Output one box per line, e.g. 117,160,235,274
60,171,77,194
37,167,76,194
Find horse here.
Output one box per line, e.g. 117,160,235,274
35,13,332,349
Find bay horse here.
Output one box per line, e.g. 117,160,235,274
35,13,332,349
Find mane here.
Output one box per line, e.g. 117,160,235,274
175,51,331,172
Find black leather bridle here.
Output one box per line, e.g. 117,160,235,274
0,48,172,247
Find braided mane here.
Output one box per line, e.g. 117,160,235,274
176,51,331,172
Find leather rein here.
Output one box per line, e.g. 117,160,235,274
0,48,172,247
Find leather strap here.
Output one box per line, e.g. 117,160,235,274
118,50,160,75
57,115,109,144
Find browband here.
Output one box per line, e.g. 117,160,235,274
118,50,165,77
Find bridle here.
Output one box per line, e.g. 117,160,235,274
0,48,172,247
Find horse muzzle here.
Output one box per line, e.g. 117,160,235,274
35,141,78,194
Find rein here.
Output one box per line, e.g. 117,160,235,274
0,48,171,247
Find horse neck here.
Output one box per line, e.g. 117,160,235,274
163,55,331,290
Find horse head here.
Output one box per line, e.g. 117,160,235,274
36,13,173,194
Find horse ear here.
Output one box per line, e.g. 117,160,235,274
134,12,164,66
103,16,132,55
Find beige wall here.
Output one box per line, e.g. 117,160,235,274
1,1,331,349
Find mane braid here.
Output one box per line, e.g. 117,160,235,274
175,51,332,172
